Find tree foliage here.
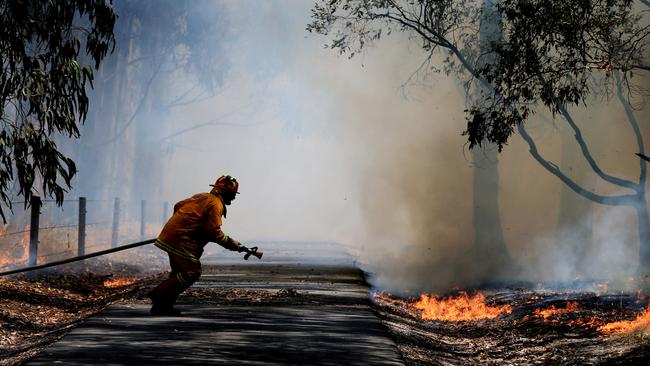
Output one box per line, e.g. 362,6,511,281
113,0,229,94
93,0,230,147
0,0,115,221
307,0,649,150
470,0,648,150
308,0,650,270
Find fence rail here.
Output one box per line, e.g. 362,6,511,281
1,196,170,271
0,238,156,276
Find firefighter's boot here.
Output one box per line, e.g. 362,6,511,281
147,276,186,316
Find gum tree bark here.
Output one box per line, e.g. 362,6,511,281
471,0,511,278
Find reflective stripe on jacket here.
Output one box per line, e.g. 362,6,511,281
155,192,231,261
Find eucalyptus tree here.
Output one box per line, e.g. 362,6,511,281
0,0,116,222
491,0,650,272
75,0,231,201
308,0,650,270
469,0,511,278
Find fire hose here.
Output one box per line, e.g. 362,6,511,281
0,239,263,277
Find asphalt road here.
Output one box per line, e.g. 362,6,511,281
26,242,404,366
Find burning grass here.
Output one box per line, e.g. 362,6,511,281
102,277,137,288
0,225,29,270
412,292,512,321
372,287,650,365
533,300,581,321
597,307,650,335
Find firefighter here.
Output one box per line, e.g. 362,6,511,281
148,175,245,316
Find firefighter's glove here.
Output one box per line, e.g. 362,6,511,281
235,242,247,253
226,237,244,252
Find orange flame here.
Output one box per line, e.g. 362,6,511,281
0,249,13,268
0,225,30,268
533,301,581,322
597,307,650,335
412,292,512,321
103,278,136,288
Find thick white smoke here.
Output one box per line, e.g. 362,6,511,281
47,0,649,292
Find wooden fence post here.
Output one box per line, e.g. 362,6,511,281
140,199,146,241
78,197,86,256
111,197,120,248
29,196,41,266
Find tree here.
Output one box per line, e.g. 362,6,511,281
465,0,650,272
308,0,650,270
308,0,647,148
517,81,649,273
72,0,230,203
470,0,511,277
308,0,511,282
472,0,648,149
0,0,116,222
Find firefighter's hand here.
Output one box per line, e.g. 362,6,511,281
227,237,244,252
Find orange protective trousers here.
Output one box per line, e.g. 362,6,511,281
149,253,202,307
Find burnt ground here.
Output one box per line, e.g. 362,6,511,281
372,288,650,365
0,256,168,366
1,242,649,365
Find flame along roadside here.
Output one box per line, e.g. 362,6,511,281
376,291,650,336
103,277,137,288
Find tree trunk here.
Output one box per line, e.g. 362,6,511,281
74,8,132,201
636,191,650,273
470,0,512,279
472,147,511,276
130,21,167,203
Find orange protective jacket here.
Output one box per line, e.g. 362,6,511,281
155,192,239,262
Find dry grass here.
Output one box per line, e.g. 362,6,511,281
0,256,166,366
371,289,650,365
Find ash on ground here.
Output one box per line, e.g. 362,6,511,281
371,286,650,365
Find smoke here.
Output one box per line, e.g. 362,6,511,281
531,202,639,283
8,1,648,292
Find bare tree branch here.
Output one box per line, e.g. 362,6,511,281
399,48,435,93
166,84,201,107
99,58,164,146
616,73,647,187
518,122,637,206
631,63,650,71
159,102,256,142
558,105,638,190
167,93,213,108
636,153,650,162
377,11,483,82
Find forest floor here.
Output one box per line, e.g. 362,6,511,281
0,255,166,366
372,286,650,365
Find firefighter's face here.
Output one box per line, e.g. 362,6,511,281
222,191,236,205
